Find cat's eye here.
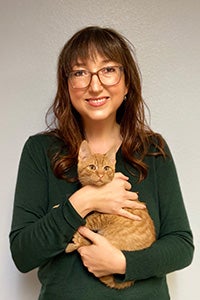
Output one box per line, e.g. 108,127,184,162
104,166,111,171
88,164,97,170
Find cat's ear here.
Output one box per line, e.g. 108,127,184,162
78,140,92,161
105,146,116,165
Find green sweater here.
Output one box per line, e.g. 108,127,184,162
10,134,194,300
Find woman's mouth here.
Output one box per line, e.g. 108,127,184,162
85,97,109,107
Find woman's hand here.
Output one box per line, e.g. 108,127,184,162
77,226,126,277
69,172,145,219
91,172,145,220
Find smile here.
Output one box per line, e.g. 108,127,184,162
85,97,109,107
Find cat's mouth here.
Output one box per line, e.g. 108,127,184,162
95,179,104,186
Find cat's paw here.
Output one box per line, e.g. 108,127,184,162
65,243,78,253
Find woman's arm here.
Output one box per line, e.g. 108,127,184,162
123,150,194,281
9,136,143,273
69,172,144,220
76,143,194,281
9,136,86,273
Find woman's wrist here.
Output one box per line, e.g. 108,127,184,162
68,185,95,218
114,250,126,275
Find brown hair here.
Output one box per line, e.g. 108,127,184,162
46,26,166,182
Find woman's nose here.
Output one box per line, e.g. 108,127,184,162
88,74,103,92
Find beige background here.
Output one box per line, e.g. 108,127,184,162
1,0,199,299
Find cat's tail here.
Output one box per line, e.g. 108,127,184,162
99,275,134,289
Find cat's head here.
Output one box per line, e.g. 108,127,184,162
78,140,116,186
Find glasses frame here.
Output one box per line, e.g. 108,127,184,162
68,65,124,89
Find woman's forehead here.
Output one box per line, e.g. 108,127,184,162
74,55,113,66
71,50,111,67
68,41,123,71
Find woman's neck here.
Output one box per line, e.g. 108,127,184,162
84,121,122,154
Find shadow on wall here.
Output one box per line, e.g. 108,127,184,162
167,273,178,299
16,270,40,299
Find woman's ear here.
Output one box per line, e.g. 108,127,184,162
124,84,129,96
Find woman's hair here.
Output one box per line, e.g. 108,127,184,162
46,26,166,182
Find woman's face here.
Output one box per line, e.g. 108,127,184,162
68,52,128,126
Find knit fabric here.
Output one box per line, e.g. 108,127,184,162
9,134,194,300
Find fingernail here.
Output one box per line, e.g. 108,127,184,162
134,215,142,221
139,203,146,209
78,226,85,233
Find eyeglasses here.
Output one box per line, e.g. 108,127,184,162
68,65,124,89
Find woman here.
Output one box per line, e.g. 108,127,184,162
10,26,194,299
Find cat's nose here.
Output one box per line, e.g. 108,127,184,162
99,174,103,178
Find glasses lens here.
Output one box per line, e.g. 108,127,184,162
99,66,122,86
69,70,90,88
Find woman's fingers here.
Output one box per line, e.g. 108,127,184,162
77,226,126,277
125,190,139,200
118,208,142,220
123,180,132,190
116,185,146,219
78,226,100,244
114,173,131,190
114,172,129,181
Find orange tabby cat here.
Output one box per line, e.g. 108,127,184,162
65,140,156,289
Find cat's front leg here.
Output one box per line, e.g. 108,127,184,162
65,212,103,253
65,231,91,253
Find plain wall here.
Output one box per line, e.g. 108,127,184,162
1,0,199,299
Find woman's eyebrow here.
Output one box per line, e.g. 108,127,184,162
72,63,86,69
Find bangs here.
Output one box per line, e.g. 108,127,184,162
64,27,126,72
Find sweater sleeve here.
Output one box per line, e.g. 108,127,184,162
9,136,85,273
122,144,194,281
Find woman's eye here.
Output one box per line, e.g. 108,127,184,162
73,70,87,77
104,66,116,73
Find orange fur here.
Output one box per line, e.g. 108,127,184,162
65,140,156,289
